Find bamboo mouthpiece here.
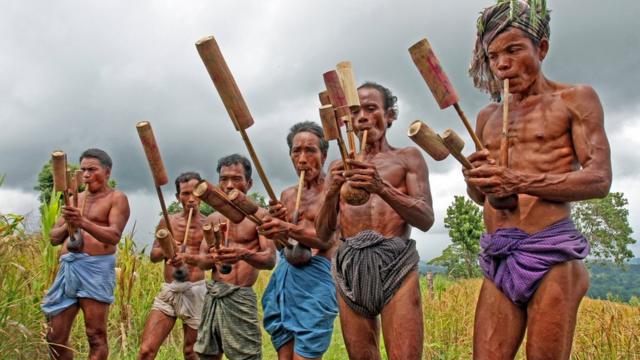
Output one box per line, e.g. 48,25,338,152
407,121,450,161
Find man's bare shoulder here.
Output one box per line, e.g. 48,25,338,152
280,186,297,200
110,189,129,203
396,146,428,170
556,83,603,121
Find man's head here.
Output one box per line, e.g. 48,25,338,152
286,121,328,181
353,82,398,144
79,148,112,192
216,154,252,194
175,172,202,211
470,1,550,101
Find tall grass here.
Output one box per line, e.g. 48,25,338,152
0,214,638,359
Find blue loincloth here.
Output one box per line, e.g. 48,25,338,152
41,252,116,317
262,251,338,358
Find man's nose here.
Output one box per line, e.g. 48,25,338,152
497,55,511,72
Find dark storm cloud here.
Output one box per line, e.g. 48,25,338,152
1,0,638,197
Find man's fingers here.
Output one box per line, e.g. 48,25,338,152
467,149,490,162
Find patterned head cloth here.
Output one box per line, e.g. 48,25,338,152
469,0,550,101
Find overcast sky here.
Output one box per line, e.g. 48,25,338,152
1,0,639,260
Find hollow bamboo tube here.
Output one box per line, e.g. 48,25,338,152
441,129,473,169
182,207,194,246
156,228,176,260
407,121,450,161
136,121,169,186
500,79,510,167
319,105,340,141
51,151,67,193
196,36,277,202
195,36,254,130
319,91,331,106
193,181,245,224
360,130,368,154
336,61,360,111
228,189,259,215
203,223,215,248
409,38,484,150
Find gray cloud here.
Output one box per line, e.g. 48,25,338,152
1,0,639,258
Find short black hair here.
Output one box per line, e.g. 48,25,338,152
358,81,398,125
286,121,329,156
79,148,112,169
216,154,252,181
175,171,202,194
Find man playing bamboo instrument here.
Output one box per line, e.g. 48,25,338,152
258,121,339,360
43,148,130,360
138,172,211,360
316,82,434,360
464,2,611,358
195,154,276,360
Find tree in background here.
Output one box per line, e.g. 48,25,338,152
571,192,636,264
34,160,117,210
429,196,485,278
166,191,268,216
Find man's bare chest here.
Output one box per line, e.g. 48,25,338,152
483,97,572,151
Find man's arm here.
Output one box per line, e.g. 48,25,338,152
315,160,345,241
49,216,70,245
260,188,333,250
346,149,434,232
466,86,611,201
149,218,169,263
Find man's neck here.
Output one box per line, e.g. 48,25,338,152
304,172,325,190
363,135,391,158
87,184,111,196
512,74,553,103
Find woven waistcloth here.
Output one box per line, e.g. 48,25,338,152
479,218,589,306
332,230,419,317
194,280,261,359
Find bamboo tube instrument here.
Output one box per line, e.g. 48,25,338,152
500,79,510,168
409,39,517,210
51,151,84,251
409,38,483,150
195,35,278,202
407,120,450,161
136,121,174,236
215,222,232,274
323,66,370,206
284,170,312,267
193,181,292,248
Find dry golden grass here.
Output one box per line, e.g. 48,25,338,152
0,232,638,359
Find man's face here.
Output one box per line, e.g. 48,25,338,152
487,27,548,95
218,163,252,194
290,131,326,182
176,179,201,211
80,157,110,192
353,87,393,144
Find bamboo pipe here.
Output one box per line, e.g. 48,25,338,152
284,170,312,266
441,129,474,169
500,79,510,167
195,35,277,202
155,228,176,260
182,208,194,246
217,221,232,274
51,151,77,236
319,91,331,106
319,105,349,166
360,130,368,154
409,38,483,150
294,170,305,219
407,120,450,161
203,223,215,248
136,121,174,236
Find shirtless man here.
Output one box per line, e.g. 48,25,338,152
138,172,212,360
464,2,611,359
43,148,130,360
194,154,276,360
316,82,434,360
259,121,339,360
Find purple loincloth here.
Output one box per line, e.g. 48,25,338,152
479,219,589,306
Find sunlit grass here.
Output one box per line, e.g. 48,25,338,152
0,217,638,359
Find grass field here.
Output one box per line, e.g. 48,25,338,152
1,229,639,359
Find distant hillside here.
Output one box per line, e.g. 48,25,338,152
418,261,447,275
587,261,640,302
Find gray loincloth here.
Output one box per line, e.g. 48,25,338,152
332,230,420,317
194,280,262,359
151,280,206,329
